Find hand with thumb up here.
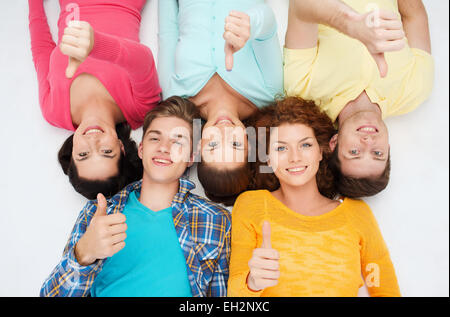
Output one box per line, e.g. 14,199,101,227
247,221,280,292
60,20,95,79
74,193,127,266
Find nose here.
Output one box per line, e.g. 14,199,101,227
361,135,375,145
288,148,302,163
157,138,171,154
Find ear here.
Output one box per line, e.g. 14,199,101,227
329,134,338,152
119,140,125,156
138,142,143,160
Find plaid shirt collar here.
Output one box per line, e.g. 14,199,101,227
107,177,196,214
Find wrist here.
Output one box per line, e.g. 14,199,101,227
329,4,361,38
74,240,95,267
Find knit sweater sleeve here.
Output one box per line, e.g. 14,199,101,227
28,0,56,115
89,30,161,108
350,200,401,297
227,192,264,297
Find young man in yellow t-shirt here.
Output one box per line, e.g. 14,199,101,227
284,0,434,197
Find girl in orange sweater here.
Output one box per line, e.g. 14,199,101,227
227,97,400,297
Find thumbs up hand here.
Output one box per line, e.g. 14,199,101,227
74,193,127,266
60,20,95,79
223,11,251,71
247,221,280,292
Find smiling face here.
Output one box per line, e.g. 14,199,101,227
72,124,124,180
139,116,193,185
201,115,248,170
333,111,390,178
268,123,323,188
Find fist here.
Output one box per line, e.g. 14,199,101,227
349,9,405,77
75,193,127,266
247,221,280,292
60,20,95,78
223,10,251,71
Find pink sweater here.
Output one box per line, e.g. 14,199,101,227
28,0,161,131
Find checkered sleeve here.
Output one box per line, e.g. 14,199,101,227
39,202,103,297
207,208,232,297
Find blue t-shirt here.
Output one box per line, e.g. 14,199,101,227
90,190,193,297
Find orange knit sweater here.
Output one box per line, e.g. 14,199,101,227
227,190,401,297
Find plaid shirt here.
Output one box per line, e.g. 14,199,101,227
40,178,231,297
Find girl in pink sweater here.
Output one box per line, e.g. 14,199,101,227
28,0,161,199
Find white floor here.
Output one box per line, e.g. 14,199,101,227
0,0,447,297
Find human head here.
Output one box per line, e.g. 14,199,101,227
58,123,142,199
329,143,391,197
139,96,200,184
252,97,337,199
330,109,391,197
197,114,252,206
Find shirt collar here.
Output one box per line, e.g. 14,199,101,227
107,177,196,211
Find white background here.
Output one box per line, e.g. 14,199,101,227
0,0,448,297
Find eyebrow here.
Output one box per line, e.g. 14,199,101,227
146,130,162,136
273,136,313,144
75,154,117,162
342,155,387,162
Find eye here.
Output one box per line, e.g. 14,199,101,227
103,149,113,154
149,137,159,142
275,145,287,152
350,149,360,155
232,141,242,148
301,143,312,148
373,150,383,157
79,152,88,157
208,141,218,150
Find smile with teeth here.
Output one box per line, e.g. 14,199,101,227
85,129,103,135
153,158,173,165
357,126,378,133
286,166,306,173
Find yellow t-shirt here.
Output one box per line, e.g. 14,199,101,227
283,0,435,122
227,190,401,297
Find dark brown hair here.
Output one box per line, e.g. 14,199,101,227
251,97,338,199
329,143,391,197
142,96,200,143
197,118,254,207
58,122,142,199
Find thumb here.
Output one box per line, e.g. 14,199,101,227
65,56,81,79
371,52,388,78
94,193,108,217
224,43,234,71
261,221,272,249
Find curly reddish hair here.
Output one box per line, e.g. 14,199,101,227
251,97,338,199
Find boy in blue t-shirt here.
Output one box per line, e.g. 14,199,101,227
40,97,231,297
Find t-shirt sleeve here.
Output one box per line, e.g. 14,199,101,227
283,46,318,97
385,47,435,117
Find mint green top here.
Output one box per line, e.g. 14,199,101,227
90,190,192,297
158,0,283,107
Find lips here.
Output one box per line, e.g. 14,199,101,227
357,125,378,134
214,116,234,126
286,166,307,175
83,126,104,135
152,157,173,167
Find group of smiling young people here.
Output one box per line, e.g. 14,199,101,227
30,0,434,297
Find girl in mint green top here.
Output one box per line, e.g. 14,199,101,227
158,0,283,107
158,0,283,207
